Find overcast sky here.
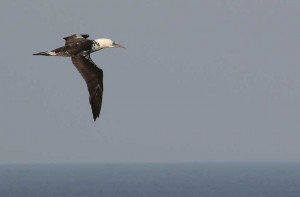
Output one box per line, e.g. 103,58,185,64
0,0,300,164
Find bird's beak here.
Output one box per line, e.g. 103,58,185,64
114,43,125,49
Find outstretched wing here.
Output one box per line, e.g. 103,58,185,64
64,34,90,46
71,55,103,121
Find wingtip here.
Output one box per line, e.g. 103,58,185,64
93,117,98,122
33,52,50,56
93,114,99,121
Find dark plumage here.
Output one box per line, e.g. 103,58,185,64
33,34,125,121
71,55,103,120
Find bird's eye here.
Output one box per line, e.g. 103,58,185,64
112,41,116,45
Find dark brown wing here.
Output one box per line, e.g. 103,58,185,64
71,55,103,121
61,34,93,56
63,34,90,46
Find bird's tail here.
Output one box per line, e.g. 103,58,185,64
33,51,56,56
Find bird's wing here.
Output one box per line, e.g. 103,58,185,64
71,55,103,121
63,34,90,46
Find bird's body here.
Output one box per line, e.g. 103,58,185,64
33,34,125,121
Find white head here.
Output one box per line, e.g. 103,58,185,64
92,38,125,52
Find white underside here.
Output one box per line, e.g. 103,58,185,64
47,51,58,56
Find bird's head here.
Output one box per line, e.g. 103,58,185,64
93,38,125,50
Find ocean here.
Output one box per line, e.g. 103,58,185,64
0,163,299,197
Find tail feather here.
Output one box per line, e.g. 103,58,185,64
33,51,56,56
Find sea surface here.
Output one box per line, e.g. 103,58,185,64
0,163,299,197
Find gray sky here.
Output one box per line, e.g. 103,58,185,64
1,0,300,164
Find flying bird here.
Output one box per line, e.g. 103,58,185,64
33,34,125,121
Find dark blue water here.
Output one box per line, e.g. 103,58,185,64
0,163,300,197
